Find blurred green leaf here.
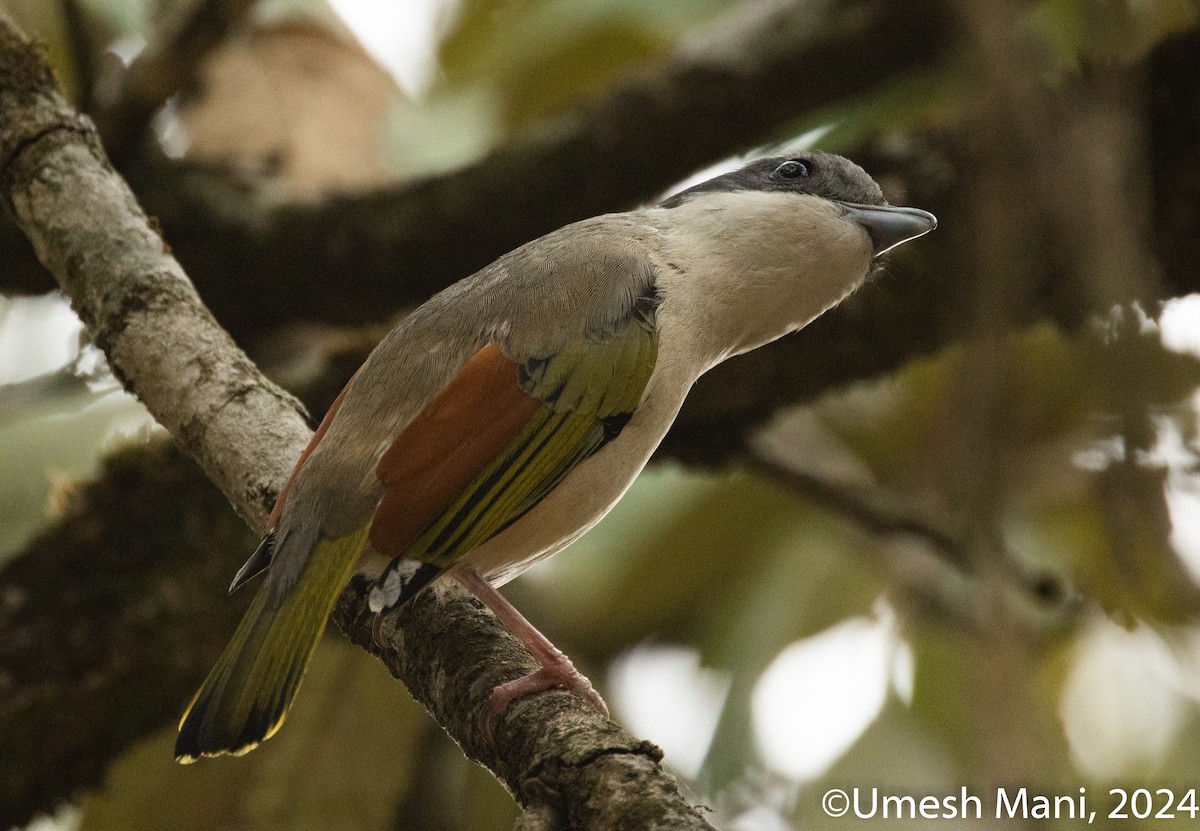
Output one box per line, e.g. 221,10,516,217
0,385,153,560
439,0,736,132
1033,0,1198,64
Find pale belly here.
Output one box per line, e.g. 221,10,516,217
451,358,694,587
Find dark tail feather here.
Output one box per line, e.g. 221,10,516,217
175,529,367,762
229,531,274,593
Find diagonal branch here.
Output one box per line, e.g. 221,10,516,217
0,10,306,529
744,445,1081,630
335,580,716,831
743,449,962,562
0,14,712,830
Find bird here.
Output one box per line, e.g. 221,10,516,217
175,151,936,761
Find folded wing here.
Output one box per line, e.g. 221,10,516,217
368,296,658,610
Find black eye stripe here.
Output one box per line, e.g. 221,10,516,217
772,159,812,179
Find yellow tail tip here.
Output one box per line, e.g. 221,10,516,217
174,705,287,763
174,738,265,764
175,528,369,764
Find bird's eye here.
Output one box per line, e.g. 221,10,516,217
773,159,812,179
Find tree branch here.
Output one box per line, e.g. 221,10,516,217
335,581,715,831
0,14,714,830
743,449,962,562
744,445,1081,631
0,11,306,529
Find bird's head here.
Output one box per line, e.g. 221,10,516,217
649,152,936,360
659,151,936,259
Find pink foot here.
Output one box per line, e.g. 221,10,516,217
480,662,609,740
451,567,610,742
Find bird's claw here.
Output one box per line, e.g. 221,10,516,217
371,613,385,649
478,664,609,743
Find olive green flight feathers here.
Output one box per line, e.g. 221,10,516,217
396,299,658,570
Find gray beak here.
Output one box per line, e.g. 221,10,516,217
837,202,938,258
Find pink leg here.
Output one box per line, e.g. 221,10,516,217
454,567,609,732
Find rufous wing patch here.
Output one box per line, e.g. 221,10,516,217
369,344,540,559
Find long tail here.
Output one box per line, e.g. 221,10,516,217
175,528,368,762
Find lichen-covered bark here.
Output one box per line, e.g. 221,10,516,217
335,581,718,831
0,14,310,529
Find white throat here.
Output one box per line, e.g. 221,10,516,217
643,190,873,373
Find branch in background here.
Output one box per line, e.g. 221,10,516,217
145,0,950,336
5,5,1198,343
133,16,1200,340
744,449,962,562
0,442,259,831
0,10,307,529
745,446,1082,632
92,0,259,162
2,0,954,337
0,16,713,829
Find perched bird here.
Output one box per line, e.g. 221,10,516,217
175,152,936,761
